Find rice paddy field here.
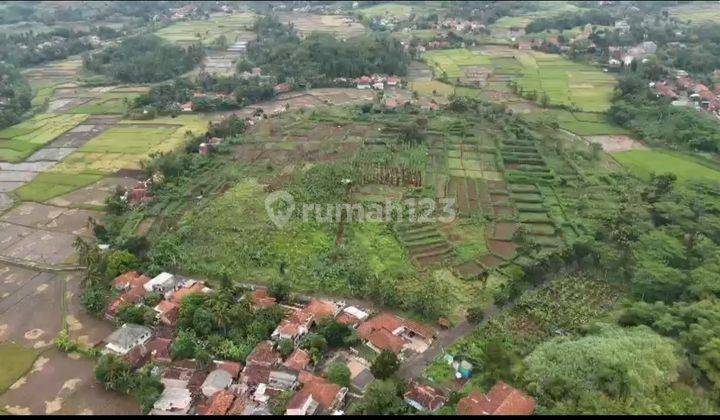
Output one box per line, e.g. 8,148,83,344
424,49,492,79
277,12,367,38
356,3,415,19
422,47,617,113
14,114,209,202
514,51,616,112
612,150,720,183
0,114,88,162
154,13,256,44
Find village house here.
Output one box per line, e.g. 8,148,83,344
246,340,283,367
268,367,299,391
197,389,236,415
201,368,234,398
283,348,312,372
457,381,536,415
271,299,341,342
151,387,193,415
103,323,152,355
251,286,277,308
335,306,369,327
125,179,153,206
105,280,147,320
404,383,447,412
143,272,177,294
153,300,180,326
285,373,348,415
357,312,436,356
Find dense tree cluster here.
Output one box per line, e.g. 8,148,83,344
0,63,32,129
82,34,204,83
525,9,614,33
241,15,409,86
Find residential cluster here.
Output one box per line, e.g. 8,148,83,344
651,71,720,117
99,270,537,415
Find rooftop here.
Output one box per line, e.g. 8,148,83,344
457,382,536,415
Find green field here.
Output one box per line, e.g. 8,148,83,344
357,3,415,19
514,51,616,112
0,114,88,162
613,150,720,183
14,171,105,202
422,48,616,112
155,13,256,44
668,3,720,23
526,110,629,136
424,49,492,79
0,343,38,393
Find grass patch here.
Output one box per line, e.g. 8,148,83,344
0,343,38,393
612,150,720,183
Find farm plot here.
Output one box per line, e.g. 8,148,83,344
514,51,616,112
525,109,628,136
277,12,366,38
612,150,720,184
0,114,88,163
423,49,492,79
155,13,256,44
395,223,454,268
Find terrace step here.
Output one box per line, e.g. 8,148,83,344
406,236,448,249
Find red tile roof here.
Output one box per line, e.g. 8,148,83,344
113,271,149,289
240,364,271,387
215,361,243,379
288,375,342,411
246,341,281,367
283,348,311,372
375,329,407,353
304,300,337,320
171,282,206,303
252,287,276,308
358,312,436,352
335,311,360,326
199,390,235,415
147,337,172,363
105,285,147,318
457,382,536,415
404,383,447,411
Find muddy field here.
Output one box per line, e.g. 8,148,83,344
213,88,375,121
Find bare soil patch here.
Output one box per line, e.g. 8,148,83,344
584,135,647,153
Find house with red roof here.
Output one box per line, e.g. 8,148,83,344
457,382,536,415
284,348,312,372
113,271,150,291
198,389,236,415
105,284,147,320
251,286,277,308
404,383,447,412
246,341,282,368
285,373,347,415
357,312,436,356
